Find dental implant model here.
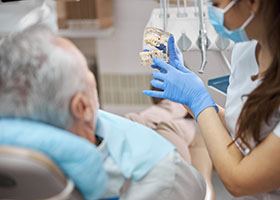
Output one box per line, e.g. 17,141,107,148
139,27,170,67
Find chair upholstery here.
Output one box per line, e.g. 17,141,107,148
0,146,84,200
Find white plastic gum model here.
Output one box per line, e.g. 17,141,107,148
139,27,171,67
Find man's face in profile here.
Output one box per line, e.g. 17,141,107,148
55,37,99,142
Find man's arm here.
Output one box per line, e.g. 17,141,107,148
120,151,206,200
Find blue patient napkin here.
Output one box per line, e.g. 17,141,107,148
96,110,175,181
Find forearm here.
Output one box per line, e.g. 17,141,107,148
217,105,227,127
197,107,244,194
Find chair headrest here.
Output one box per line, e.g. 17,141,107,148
0,118,107,200
0,146,83,200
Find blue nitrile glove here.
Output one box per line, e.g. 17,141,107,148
150,35,186,73
144,58,218,120
168,35,188,73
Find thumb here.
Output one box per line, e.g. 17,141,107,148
168,35,178,61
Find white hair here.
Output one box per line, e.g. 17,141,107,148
0,24,89,129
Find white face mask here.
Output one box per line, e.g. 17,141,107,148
208,0,255,43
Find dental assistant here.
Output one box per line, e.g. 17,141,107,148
144,0,280,199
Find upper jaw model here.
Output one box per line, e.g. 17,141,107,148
139,27,171,67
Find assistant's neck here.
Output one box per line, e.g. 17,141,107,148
256,41,273,76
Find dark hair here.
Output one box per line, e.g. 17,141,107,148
233,0,280,148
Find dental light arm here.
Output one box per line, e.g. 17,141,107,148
197,0,208,74
160,0,169,31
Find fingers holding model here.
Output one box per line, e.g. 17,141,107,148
168,35,188,73
144,36,218,120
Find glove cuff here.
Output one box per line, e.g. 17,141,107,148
190,94,218,120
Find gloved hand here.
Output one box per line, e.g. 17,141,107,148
167,35,188,73
144,58,218,120
149,35,186,73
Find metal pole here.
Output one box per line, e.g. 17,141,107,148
197,0,208,74
162,0,168,31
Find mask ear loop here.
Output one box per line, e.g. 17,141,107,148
223,0,238,13
240,12,255,29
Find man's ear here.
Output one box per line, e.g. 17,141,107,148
70,92,93,122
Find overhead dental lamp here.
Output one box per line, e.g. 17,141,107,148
0,0,23,2
0,0,58,35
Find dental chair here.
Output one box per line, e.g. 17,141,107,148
0,118,108,200
0,146,83,200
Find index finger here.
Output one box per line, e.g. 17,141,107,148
153,58,171,71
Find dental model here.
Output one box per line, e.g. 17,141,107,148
139,49,168,66
139,27,171,67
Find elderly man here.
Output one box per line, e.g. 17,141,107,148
0,25,206,200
